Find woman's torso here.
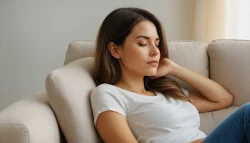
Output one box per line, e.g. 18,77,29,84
99,84,207,143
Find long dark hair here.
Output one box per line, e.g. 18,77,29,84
93,7,189,101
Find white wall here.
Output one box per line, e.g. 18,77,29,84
0,0,195,110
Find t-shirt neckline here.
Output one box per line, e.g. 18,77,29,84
105,83,160,98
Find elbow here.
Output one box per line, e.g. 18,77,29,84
220,93,234,108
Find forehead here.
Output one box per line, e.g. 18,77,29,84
129,20,159,39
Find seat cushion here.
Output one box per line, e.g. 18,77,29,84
199,106,238,134
46,57,103,143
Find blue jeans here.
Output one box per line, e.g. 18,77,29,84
203,102,250,143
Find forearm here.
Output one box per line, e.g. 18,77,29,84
190,138,205,143
170,64,232,104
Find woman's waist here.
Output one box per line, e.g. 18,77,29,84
139,127,207,143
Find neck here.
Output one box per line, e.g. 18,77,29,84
114,70,147,95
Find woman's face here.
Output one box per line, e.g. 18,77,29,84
117,20,161,77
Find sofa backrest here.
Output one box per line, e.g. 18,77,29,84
64,40,209,91
46,57,101,143
208,39,250,106
64,39,250,106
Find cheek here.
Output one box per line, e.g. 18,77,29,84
126,48,146,62
126,52,148,71
122,43,148,68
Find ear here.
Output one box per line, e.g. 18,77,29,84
108,42,121,59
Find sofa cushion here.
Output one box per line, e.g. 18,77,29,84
64,40,96,65
167,40,209,91
46,57,103,143
208,39,250,106
199,106,238,134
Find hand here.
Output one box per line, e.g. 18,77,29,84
150,58,177,79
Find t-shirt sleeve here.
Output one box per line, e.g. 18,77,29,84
90,87,126,127
181,88,189,97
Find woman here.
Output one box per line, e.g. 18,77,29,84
90,7,250,143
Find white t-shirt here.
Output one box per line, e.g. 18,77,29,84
90,83,207,143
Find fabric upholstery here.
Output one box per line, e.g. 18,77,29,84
208,39,250,106
64,40,95,65
46,57,102,143
199,106,238,134
0,92,60,143
167,40,209,91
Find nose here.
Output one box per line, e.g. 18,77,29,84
149,44,160,57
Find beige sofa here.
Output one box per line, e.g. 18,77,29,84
0,39,249,143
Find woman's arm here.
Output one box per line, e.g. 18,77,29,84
190,138,205,143
170,63,233,112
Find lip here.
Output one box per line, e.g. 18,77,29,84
148,63,158,66
147,60,159,64
147,60,159,66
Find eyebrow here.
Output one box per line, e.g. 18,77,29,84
136,35,160,41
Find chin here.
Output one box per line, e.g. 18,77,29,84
145,71,157,77
139,67,157,76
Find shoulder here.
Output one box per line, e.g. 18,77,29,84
91,83,122,101
91,83,114,95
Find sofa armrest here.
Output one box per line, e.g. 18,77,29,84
0,92,61,143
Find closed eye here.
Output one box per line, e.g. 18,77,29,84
138,43,147,47
138,43,160,48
